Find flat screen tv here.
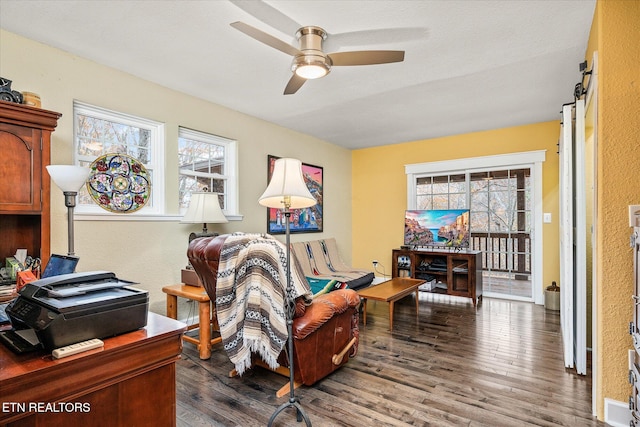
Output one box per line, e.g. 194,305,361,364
404,209,470,248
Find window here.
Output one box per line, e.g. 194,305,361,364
74,101,165,215
416,174,466,209
72,103,238,219
178,127,237,215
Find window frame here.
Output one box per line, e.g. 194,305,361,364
405,150,546,304
178,127,238,217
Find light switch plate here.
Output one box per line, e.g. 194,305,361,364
543,213,552,223
629,205,640,227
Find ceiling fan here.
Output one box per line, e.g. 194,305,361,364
230,21,405,95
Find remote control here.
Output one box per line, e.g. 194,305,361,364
52,338,104,359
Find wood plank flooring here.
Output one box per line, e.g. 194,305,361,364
482,271,532,298
175,293,604,426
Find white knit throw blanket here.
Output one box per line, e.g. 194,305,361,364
215,233,312,375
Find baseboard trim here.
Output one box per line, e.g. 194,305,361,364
605,397,632,427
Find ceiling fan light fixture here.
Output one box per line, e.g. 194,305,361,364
292,55,331,79
295,63,328,79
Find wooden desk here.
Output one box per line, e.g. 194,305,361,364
162,283,221,360
0,312,186,426
357,278,425,331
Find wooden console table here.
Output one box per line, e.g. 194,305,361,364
0,312,186,426
392,248,483,306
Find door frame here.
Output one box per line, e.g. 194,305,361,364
585,51,598,415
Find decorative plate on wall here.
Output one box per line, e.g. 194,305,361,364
87,153,151,213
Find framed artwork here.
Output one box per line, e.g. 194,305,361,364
267,155,323,234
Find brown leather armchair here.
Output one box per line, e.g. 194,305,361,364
187,234,360,397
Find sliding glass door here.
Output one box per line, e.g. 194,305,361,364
406,152,545,303
414,169,532,300
469,169,532,300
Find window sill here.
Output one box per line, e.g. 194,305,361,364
75,213,244,222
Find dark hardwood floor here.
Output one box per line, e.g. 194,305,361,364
176,292,605,426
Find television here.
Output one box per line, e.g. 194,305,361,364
404,209,470,248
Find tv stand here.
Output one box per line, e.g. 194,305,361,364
392,248,482,306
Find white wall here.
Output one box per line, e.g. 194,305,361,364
0,30,353,314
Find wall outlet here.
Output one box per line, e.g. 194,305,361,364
372,260,378,266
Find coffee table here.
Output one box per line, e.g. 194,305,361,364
357,277,425,331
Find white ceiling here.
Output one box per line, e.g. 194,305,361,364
0,0,596,149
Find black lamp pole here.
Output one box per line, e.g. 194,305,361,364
267,199,312,426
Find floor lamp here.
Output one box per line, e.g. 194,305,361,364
259,158,316,427
46,165,91,256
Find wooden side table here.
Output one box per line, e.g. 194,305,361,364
162,283,221,359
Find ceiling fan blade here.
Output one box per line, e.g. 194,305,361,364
229,0,301,36
327,50,405,66
324,27,429,51
230,21,301,57
284,74,306,95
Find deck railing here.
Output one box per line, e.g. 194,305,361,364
470,232,531,275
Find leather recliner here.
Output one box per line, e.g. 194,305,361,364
187,234,361,396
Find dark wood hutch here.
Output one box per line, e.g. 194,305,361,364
0,100,61,274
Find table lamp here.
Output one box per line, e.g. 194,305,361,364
258,158,316,427
180,192,228,242
46,165,91,256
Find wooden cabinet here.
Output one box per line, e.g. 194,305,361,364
392,248,483,306
0,100,61,270
0,312,187,427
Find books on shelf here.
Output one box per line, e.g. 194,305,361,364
419,280,447,292
0,285,15,297
418,281,433,291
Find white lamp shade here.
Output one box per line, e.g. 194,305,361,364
46,165,90,192
259,158,317,209
180,192,229,224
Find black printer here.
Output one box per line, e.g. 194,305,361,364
3,271,148,352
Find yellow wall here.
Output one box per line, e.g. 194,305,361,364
594,0,640,417
0,30,354,313
351,121,560,290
